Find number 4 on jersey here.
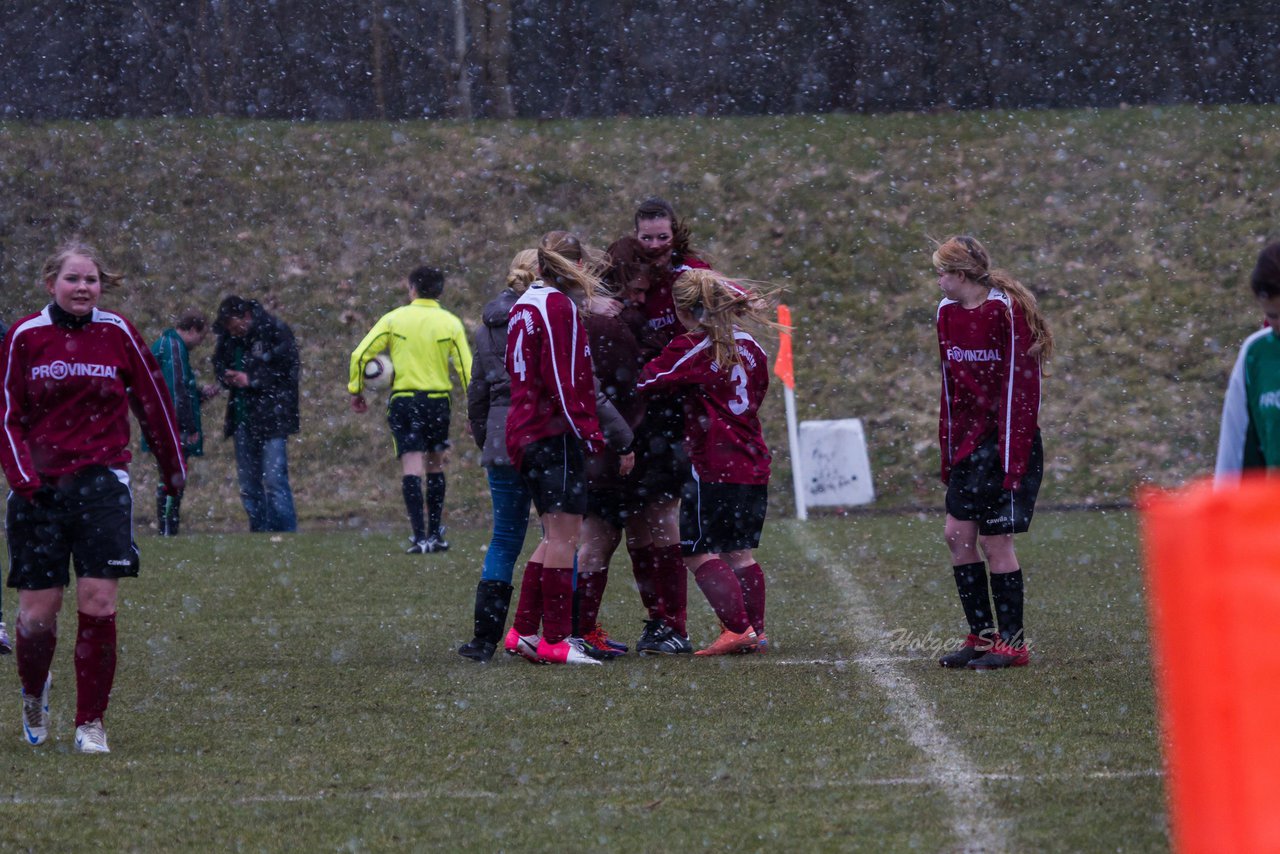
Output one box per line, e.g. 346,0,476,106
512,330,528,381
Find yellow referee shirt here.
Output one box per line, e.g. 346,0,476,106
348,299,473,396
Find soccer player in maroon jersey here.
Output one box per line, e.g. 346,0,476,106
573,242,647,655
628,198,714,655
502,231,617,666
637,269,775,656
1,242,186,752
931,236,1054,670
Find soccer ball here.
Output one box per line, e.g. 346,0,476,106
363,353,394,390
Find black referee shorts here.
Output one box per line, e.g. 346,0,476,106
6,466,140,590
387,392,452,456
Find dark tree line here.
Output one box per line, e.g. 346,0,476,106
1,0,1276,120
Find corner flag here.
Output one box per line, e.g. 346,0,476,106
775,304,794,390
775,304,805,519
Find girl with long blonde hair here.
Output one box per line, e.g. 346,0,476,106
931,235,1049,670
501,231,612,665
636,269,777,655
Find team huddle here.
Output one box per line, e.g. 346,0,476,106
0,194,1060,751
348,200,781,665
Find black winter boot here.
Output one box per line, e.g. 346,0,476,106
457,580,513,662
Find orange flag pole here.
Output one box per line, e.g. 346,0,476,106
775,305,805,520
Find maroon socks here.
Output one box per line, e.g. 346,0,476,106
540,565,575,644
16,617,58,698
512,560,544,636
655,544,688,636
74,611,117,726
693,558,751,633
627,543,663,622
575,569,608,634
732,562,767,635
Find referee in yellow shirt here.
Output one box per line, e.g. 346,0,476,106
349,267,473,553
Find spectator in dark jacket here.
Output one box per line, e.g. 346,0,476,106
457,251,537,661
211,295,300,532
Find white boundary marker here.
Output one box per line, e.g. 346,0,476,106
799,536,1010,854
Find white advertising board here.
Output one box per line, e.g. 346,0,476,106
799,418,875,507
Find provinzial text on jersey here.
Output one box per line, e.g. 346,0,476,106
30,362,120,380
946,347,1002,363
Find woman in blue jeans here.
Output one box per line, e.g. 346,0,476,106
457,251,537,661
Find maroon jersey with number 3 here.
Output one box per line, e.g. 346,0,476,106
637,329,772,485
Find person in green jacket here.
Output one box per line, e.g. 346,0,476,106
149,309,219,534
1216,241,1280,481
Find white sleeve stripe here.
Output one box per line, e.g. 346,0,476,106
1004,312,1016,473
531,291,585,441
636,336,712,390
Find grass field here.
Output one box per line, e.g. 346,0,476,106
0,510,1166,852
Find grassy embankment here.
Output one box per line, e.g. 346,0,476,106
0,105,1275,530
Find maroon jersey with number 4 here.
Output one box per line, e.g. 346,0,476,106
936,289,1041,489
637,329,772,485
0,305,187,501
504,283,605,471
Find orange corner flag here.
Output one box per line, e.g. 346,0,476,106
775,304,794,390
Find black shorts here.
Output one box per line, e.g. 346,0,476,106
520,435,588,516
680,479,768,557
586,486,641,530
387,392,452,455
6,466,140,591
632,401,690,505
945,431,1044,536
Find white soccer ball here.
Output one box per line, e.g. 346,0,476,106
363,353,394,390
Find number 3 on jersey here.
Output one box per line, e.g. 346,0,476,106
729,364,750,415
512,330,528,381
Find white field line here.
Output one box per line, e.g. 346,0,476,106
0,767,1163,809
798,535,1009,854
772,656,916,665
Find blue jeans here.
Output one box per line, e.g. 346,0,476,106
233,426,297,532
481,465,531,583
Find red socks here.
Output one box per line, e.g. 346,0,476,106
18,612,120,725
75,611,117,726
16,617,58,698
540,565,575,644
732,562,767,635
655,544,688,636
693,559,751,633
576,569,608,634
512,560,544,636
627,543,664,622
